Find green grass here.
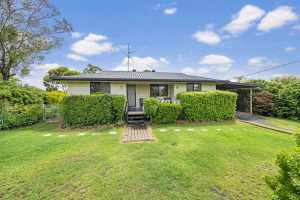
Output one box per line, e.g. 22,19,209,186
264,117,300,133
0,121,296,200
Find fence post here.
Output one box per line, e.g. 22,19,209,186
43,103,46,121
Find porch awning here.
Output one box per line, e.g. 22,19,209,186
216,82,258,90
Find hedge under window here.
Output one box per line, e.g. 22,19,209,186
90,82,111,94
187,83,202,91
150,84,168,97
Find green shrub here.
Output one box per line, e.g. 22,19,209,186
111,95,126,123
0,80,45,105
144,98,160,121
249,76,300,120
154,102,182,124
266,148,300,200
0,104,43,129
61,94,126,127
177,91,237,121
46,91,67,104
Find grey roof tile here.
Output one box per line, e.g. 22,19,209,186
51,71,228,83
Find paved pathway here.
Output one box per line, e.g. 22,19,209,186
122,125,155,143
237,113,294,134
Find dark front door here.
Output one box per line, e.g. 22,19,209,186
127,85,136,108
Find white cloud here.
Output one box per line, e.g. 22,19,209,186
159,57,169,64
258,6,298,32
193,30,221,45
71,33,114,56
67,53,88,62
114,56,167,71
84,33,108,42
71,40,113,56
164,7,177,15
199,55,233,65
71,32,83,39
247,57,278,69
224,5,265,34
199,54,234,72
21,63,61,88
34,63,61,71
285,47,296,52
181,67,211,76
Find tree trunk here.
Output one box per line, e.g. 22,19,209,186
0,67,10,81
2,71,9,81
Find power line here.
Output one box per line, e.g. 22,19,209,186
235,59,300,80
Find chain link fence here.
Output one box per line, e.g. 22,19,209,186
0,103,60,130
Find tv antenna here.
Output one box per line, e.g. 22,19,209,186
126,43,134,71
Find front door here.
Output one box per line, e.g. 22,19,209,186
127,85,136,108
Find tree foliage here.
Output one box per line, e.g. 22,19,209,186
0,0,72,80
43,66,80,91
249,76,300,120
0,79,45,105
253,91,274,116
82,64,102,74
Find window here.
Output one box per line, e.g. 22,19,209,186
187,83,202,91
150,84,168,97
90,82,110,94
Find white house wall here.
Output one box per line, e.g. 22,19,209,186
202,83,216,91
136,84,150,107
67,82,90,95
66,81,217,100
174,83,187,98
111,83,126,95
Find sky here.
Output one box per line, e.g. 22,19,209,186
22,0,300,88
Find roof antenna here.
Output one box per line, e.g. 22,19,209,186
126,43,134,72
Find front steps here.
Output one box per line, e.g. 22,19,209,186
127,111,145,126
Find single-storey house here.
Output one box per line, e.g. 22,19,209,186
52,70,257,114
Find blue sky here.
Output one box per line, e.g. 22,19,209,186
23,0,300,87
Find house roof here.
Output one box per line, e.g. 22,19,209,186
51,71,229,83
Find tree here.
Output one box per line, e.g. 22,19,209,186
82,64,102,74
0,0,72,81
43,66,79,91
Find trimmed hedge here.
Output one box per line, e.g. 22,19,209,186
0,104,43,129
144,98,182,124
61,94,125,127
144,98,160,121
111,95,126,123
154,102,182,124
177,91,237,121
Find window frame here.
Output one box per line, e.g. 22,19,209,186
187,83,202,92
90,82,111,94
150,84,169,97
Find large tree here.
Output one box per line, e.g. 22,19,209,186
82,64,102,74
43,66,79,91
0,0,72,81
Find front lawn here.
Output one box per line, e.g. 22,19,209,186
0,121,295,200
264,117,300,133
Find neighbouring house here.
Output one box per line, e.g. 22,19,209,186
52,70,257,115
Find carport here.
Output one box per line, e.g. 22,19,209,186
217,82,259,115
